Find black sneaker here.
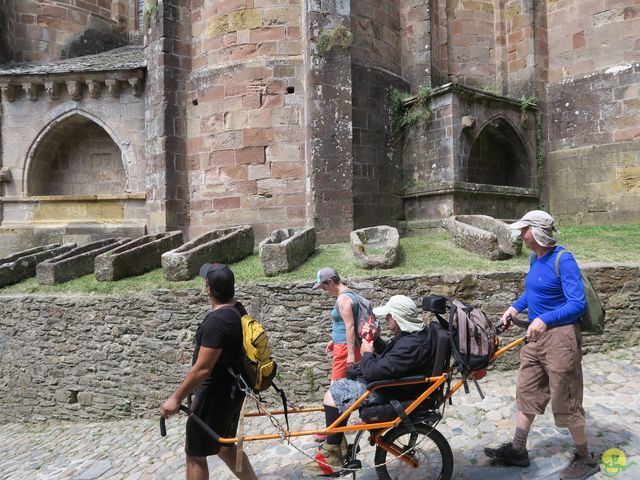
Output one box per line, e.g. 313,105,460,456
484,442,530,467
559,451,600,480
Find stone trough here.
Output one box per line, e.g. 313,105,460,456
259,226,316,276
95,231,183,281
443,214,522,260
36,238,130,285
350,225,400,269
0,243,77,288
162,225,254,281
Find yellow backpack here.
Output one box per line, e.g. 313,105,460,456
238,313,277,393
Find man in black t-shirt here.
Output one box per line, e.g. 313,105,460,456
161,263,257,480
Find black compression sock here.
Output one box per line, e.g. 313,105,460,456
324,404,347,445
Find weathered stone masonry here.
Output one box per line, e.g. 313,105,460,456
1,264,638,423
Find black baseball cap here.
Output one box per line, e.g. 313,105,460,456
199,263,235,300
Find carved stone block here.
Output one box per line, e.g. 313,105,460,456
66,81,82,101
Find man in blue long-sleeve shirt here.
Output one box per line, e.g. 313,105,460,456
484,210,599,480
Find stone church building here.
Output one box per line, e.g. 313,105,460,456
0,0,638,255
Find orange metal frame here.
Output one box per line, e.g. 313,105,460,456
205,335,527,446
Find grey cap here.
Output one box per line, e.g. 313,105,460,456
312,267,337,289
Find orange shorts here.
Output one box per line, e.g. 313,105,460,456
331,343,362,381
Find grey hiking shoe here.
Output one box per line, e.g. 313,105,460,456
484,442,530,467
560,451,600,480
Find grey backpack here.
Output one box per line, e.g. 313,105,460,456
448,299,497,373
343,291,377,345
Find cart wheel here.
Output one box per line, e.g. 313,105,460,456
374,424,453,480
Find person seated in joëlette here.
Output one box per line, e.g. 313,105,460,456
303,295,435,477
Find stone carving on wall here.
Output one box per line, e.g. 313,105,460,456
86,79,101,98
44,81,60,100
66,80,82,100
128,78,141,96
0,167,11,182
104,79,120,97
0,83,15,101
21,82,39,101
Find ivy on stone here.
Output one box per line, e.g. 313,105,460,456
392,86,433,137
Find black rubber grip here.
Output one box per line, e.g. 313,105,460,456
160,405,221,442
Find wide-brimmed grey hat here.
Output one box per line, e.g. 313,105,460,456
510,210,557,247
312,267,338,289
373,295,424,333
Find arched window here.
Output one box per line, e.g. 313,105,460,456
28,115,125,196
466,117,531,188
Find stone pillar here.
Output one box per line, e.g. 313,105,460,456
445,0,497,88
399,0,431,90
429,0,449,86
504,0,538,98
144,0,190,234
305,1,354,243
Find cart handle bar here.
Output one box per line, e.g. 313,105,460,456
160,405,220,442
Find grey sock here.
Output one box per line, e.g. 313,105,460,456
575,443,589,458
512,427,529,451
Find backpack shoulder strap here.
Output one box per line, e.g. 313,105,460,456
554,249,567,277
341,290,361,318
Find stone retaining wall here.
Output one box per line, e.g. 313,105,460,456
1,265,638,423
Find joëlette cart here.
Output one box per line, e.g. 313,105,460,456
161,295,528,480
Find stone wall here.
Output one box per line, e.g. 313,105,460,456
10,0,132,63
351,64,406,229
399,0,430,89
350,0,401,76
185,0,306,242
546,66,640,224
547,1,639,82
1,265,638,423
443,0,497,88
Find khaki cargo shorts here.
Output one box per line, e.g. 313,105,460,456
516,322,585,428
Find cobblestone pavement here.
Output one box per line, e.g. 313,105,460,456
2,346,639,480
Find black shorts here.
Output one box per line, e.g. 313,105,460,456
185,392,245,457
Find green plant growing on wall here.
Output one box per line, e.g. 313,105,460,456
404,176,427,191
516,95,543,185
392,86,433,138
519,95,538,128
317,25,353,55
535,110,544,185
143,0,158,29
480,77,502,95
304,367,315,390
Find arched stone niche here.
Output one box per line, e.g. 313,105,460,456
466,116,532,189
27,114,126,196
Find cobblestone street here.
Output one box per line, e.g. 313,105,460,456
2,346,639,480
